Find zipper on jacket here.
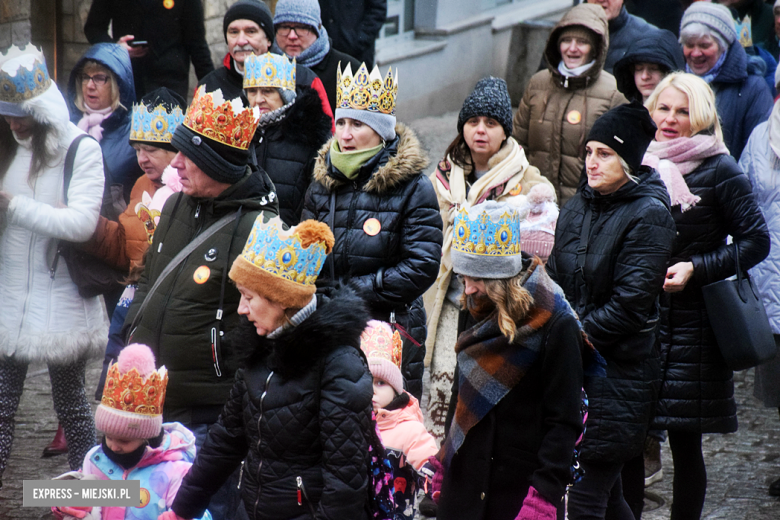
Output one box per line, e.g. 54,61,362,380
194,202,201,219
296,476,317,518
341,182,361,275
238,460,244,490
253,371,274,519
17,233,37,342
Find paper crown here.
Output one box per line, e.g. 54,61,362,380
452,206,522,257
244,52,296,91
0,45,51,103
183,85,259,150
101,359,168,417
336,62,398,116
736,15,752,48
360,320,403,369
130,101,186,144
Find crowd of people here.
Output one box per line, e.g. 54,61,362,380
1,1,780,520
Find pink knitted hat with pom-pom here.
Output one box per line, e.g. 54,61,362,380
95,344,168,440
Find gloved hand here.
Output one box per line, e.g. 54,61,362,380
515,486,558,520
427,455,444,503
157,511,190,520
51,506,94,520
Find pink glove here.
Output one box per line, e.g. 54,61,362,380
427,455,444,503
157,511,190,520
52,506,92,519
515,486,558,520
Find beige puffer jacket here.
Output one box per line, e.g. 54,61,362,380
513,3,628,205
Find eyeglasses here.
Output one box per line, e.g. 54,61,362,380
276,24,315,37
79,73,109,86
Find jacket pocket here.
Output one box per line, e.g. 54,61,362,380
297,476,317,519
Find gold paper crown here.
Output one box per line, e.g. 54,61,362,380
452,207,522,257
360,322,403,370
0,45,51,103
244,52,296,91
336,62,398,116
130,101,186,144
101,363,168,416
736,15,752,48
183,85,260,150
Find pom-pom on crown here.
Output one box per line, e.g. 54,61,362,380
0,45,51,103
101,345,168,417
244,52,296,91
117,343,156,379
183,85,260,150
336,62,398,116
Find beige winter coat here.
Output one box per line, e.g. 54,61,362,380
513,3,628,205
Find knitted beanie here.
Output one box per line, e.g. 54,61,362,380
129,87,186,152
223,0,274,42
334,106,396,141
360,320,404,394
273,0,322,30
457,77,513,138
557,25,598,51
95,344,167,440
451,201,524,279
680,2,737,45
586,99,657,173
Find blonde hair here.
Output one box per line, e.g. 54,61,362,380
644,72,723,142
465,274,534,342
74,61,123,113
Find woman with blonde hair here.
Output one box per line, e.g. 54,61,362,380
645,71,769,520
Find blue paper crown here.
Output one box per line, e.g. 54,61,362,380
243,53,296,91
0,53,51,103
130,102,186,144
240,218,328,287
452,207,522,257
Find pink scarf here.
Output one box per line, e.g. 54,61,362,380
643,135,729,212
77,106,113,142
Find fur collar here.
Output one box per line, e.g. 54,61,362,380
312,123,429,194
247,284,370,378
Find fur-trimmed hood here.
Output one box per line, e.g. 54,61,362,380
247,284,371,378
313,123,429,194
261,85,332,149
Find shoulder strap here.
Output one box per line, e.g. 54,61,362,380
127,209,241,339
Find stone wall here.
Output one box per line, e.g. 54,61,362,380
0,0,32,51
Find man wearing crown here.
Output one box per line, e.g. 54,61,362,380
121,85,278,519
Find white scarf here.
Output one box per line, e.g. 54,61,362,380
557,60,595,78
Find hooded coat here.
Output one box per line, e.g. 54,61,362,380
512,4,628,206
603,6,660,74
170,286,374,520
708,40,773,161
0,75,108,363
122,170,279,426
66,43,144,203
252,86,332,226
613,29,686,102
652,153,770,433
547,168,676,463
301,124,443,401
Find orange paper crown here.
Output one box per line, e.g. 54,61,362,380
360,321,403,369
101,363,168,416
183,85,259,150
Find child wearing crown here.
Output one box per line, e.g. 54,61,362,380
360,320,439,520
52,344,210,520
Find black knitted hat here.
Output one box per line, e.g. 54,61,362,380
171,124,248,185
129,87,187,152
586,100,657,173
457,77,513,137
223,0,274,43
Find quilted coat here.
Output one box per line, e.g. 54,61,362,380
512,4,628,206
603,6,659,74
171,286,374,520
66,43,144,202
653,154,769,433
547,168,676,463
0,79,108,363
301,124,443,401
122,170,278,425
252,86,332,226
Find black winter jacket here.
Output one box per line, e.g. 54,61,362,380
309,45,361,116
547,168,676,463
123,169,279,425
653,154,770,433
613,29,685,102
171,286,373,520
604,7,659,74
440,262,585,519
319,0,387,68
301,124,443,400
84,0,213,100
251,86,332,226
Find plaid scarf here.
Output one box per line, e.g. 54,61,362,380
438,259,585,470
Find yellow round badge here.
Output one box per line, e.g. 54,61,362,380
363,218,381,236
193,266,211,284
139,487,150,508
567,110,582,125
163,0,174,9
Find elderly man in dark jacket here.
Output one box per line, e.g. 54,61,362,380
84,0,214,100
588,0,661,73
319,0,386,68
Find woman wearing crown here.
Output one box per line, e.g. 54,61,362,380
159,216,375,520
0,47,108,489
301,62,443,402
